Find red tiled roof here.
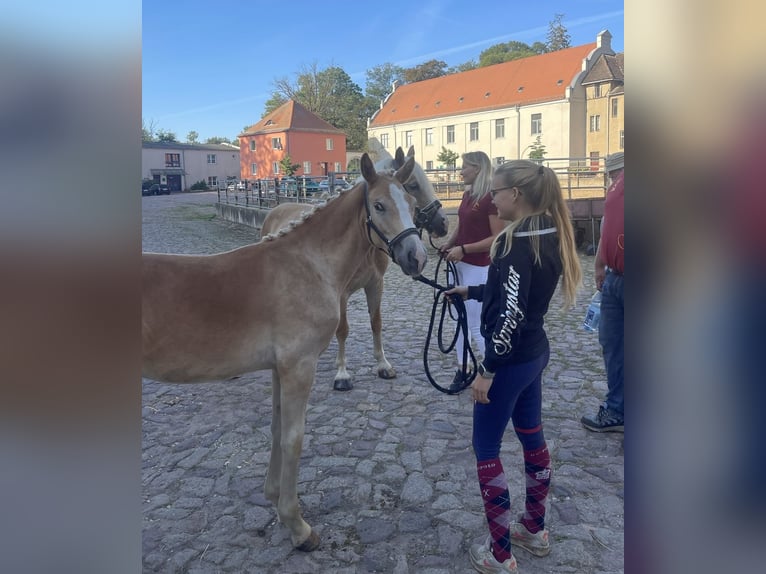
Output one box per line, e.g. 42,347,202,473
369,43,597,128
241,100,343,136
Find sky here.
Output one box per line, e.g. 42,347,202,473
142,0,624,143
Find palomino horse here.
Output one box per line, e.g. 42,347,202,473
261,146,448,391
142,153,426,551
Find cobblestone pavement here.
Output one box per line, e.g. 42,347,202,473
142,192,624,573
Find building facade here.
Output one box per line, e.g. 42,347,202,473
238,100,347,180
582,48,624,168
141,141,241,191
367,31,619,170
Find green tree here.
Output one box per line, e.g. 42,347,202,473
528,135,547,162
546,13,571,51
156,129,177,142
186,130,198,144
437,146,460,168
365,63,405,104
402,59,448,83
205,136,232,144
479,41,541,67
141,118,157,141
279,155,300,176
447,60,478,74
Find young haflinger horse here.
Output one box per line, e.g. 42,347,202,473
142,153,426,551
261,146,448,391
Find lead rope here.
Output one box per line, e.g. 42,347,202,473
414,244,477,395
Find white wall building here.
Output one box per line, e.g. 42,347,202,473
142,141,241,191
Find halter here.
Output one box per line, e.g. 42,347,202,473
413,199,443,233
362,181,420,264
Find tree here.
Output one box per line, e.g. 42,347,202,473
156,129,177,142
279,155,300,176
546,13,571,51
365,63,405,105
528,136,547,162
186,130,198,144
142,117,158,141
437,146,460,169
478,41,542,67
447,60,478,74
205,136,232,145
402,59,448,83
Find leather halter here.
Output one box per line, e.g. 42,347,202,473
414,199,443,232
362,181,420,264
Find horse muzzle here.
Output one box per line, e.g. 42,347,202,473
392,234,428,276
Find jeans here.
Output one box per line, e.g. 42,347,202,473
472,349,550,460
599,270,624,417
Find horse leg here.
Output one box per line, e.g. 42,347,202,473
264,368,282,507
333,294,353,391
365,277,396,379
275,358,321,551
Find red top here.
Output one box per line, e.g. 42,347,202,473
455,189,498,267
601,171,624,273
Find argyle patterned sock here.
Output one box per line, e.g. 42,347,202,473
521,444,551,534
476,457,512,563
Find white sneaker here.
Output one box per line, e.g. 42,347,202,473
469,536,518,573
510,521,550,556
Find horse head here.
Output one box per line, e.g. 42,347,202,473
360,153,427,277
389,146,449,238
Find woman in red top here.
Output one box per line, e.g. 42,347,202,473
440,151,505,391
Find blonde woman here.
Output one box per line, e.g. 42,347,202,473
446,160,582,574
440,151,505,391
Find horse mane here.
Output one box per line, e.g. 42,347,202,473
260,182,360,242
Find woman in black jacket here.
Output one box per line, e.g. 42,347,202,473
447,160,581,574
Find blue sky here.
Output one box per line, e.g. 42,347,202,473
143,1,623,142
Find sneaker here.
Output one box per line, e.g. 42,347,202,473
510,520,551,557
448,368,466,393
581,406,624,433
469,536,518,573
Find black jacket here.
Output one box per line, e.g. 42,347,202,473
467,216,562,372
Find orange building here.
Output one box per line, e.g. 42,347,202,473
238,100,346,181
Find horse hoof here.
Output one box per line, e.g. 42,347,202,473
333,379,353,391
378,368,397,380
296,529,320,552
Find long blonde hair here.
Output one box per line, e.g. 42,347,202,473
489,160,582,307
462,151,492,201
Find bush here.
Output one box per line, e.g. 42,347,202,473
190,180,209,191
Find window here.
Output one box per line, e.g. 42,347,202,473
620,130,624,149
594,84,602,97
271,137,282,149
326,138,334,151
251,163,257,175
425,128,433,146
380,133,389,148
589,115,601,132
303,161,311,175
249,140,256,151
334,162,341,172
207,176,218,188
273,162,280,175
164,153,180,167
206,154,216,164
405,131,413,147
531,114,542,135
612,98,619,117
495,157,505,166
446,125,455,144
426,160,433,170
495,118,505,139
469,122,479,141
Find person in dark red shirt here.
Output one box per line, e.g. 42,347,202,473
582,152,624,432
439,151,505,391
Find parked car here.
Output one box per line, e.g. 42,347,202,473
318,178,350,193
144,183,170,196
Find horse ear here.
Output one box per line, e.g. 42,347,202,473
394,155,415,185
394,146,405,168
361,153,377,183
407,145,415,159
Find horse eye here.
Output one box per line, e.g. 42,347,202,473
374,202,385,212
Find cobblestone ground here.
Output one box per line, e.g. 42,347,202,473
142,192,624,573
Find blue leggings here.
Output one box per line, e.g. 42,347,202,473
472,349,550,460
